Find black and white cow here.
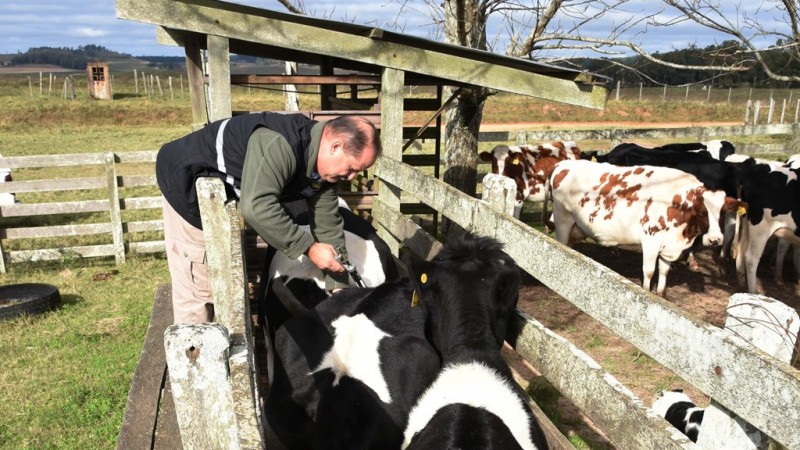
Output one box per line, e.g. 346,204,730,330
265,234,548,450
735,162,800,293
651,390,705,443
258,198,400,385
401,235,548,450
656,139,736,162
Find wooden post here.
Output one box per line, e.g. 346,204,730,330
727,87,732,103
169,76,174,100
105,153,125,265
639,83,643,101
615,80,621,101
48,73,52,96
28,76,33,98
134,69,138,94
795,99,800,124
767,98,775,124
141,71,148,96
780,98,787,124
685,85,689,101
662,85,667,101
207,35,232,121
70,75,76,100
180,74,184,94
164,323,240,449
706,84,712,103
39,72,42,96
184,35,208,127
195,177,264,448
753,100,761,125
481,174,516,217
696,294,800,449
375,67,405,255
156,75,163,97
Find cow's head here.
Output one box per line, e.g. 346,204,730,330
400,233,521,352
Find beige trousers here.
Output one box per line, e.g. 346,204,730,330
162,198,213,324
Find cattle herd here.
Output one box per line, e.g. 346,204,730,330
481,139,800,298
254,137,800,448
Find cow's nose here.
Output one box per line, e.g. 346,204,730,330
707,237,721,246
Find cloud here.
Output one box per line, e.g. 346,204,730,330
72,27,108,38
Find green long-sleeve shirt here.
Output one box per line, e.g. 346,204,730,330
239,123,349,290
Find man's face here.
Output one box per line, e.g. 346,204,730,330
317,139,377,183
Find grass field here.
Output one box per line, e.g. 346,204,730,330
0,69,796,449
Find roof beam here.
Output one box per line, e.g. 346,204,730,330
116,0,609,109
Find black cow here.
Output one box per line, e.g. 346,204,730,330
401,236,548,450
735,162,800,293
655,139,736,161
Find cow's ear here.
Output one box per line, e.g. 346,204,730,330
399,246,434,305
479,151,493,162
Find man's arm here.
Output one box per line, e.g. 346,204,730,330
308,186,350,290
239,128,314,259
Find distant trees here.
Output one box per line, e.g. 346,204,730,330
10,45,131,69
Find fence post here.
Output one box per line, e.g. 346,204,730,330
795,99,800,124
685,85,689,101
744,100,752,125
781,99,787,124
615,80,620,101
767,98,775,124
39,72,42,96
727,87,732,103
28,76,33,98
753,100,761,125
134,69,138,94
662,85,667,101
480,174,517,217
696,294,800,449
164,323,241,449
195,177,265,448
104,153,125,265
706,84,712,103
639,82,643,101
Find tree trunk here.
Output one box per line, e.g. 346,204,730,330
440,0,490,241
441,86,488,241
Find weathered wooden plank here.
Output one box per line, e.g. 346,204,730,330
1,223,112,239
196,177,264,448
207,34,232,121
0,200,109,217
9,244,116,262
122,196,162,210
105,153,125,264
165,323,240,448
153,376,183,450
116,283,173,450
510,311,697,450
0,153,106,168
128,241,166,254
116,151,158,163
374,68,404,255
374,156,800,449
119,174,158,188
126,220,164,233
1,177,105,193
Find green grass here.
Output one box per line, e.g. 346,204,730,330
0,70,796,448
0,255,169,450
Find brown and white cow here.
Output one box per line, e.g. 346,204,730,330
548,160,745,297
479,141,581,218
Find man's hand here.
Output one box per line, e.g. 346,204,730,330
306,242,346,273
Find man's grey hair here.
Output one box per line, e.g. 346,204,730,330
325,116,382,157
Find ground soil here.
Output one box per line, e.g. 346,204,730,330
511,234,800,447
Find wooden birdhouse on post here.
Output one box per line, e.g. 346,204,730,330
86,62,112,100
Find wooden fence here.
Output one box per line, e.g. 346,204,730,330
0,122,795,273
0,152,162,273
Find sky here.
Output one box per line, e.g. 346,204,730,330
0,0,784,58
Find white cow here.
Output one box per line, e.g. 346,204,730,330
548,160,743,297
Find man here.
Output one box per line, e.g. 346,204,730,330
157,113,381,324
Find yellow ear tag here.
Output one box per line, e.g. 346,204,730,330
591,156,597,162
411,290,420,307
512,159,520,165
420,273,428,284
737,206,747,216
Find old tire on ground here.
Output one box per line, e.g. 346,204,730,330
0,283,61,321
